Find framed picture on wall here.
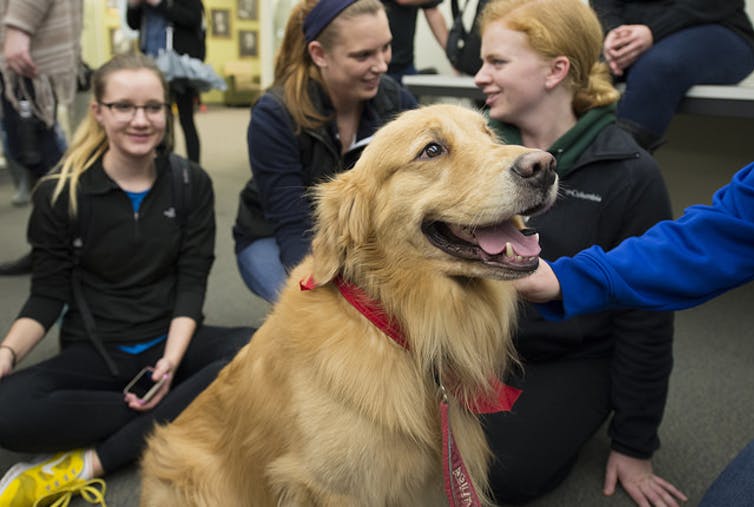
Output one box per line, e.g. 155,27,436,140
237,0,258,20
239,30,258,57
210,8,231,38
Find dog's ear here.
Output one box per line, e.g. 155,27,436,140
310,173,371,285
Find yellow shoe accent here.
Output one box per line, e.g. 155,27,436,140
34,478,106,507
0,450,102,507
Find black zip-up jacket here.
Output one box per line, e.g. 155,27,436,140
497,115,674,459
127,0,206,61
590,0,754,51
20,154,215,345
233,77,416,269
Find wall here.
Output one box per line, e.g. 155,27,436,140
81,0,267,104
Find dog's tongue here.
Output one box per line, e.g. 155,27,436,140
475,222,541,257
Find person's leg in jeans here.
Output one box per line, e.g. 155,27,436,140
699,439,754,507
172,84,201,163
236,237,288,303
618,24,754,146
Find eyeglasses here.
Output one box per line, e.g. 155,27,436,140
98,101,168,121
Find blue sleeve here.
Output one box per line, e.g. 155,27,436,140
540,161,754,318
247,95,313,269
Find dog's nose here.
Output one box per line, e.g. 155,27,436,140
512,151,557,186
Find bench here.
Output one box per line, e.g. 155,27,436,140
402,74,754,119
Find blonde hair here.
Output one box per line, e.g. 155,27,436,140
49,53,170,215
480,0,619,115
273,0,384,131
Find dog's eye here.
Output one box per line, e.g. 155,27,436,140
419,142,446,160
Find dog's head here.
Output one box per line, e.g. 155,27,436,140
310,104,558,286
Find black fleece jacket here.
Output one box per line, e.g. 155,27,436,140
494,112,675,459
20,154,215,345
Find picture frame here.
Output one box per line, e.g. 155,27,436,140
237,0,258,21
210,8,231,38
239,30,258,58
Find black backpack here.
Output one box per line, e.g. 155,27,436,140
71,153,192,375
445,0,488,76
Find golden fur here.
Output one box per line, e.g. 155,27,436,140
140,104,558,506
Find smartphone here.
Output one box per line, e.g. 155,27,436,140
123,367,167,402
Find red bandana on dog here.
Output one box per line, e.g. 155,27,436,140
301,275,522,507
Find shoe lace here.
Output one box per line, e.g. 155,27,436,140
33,478,107,507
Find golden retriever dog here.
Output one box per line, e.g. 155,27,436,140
140,104,558,507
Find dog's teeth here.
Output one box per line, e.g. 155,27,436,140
534,233,540,243
516,255,523,262
505,242,514,258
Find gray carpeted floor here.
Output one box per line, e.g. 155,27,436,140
1,105,752,506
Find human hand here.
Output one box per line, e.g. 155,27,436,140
124,358,175,411
603,25,653,76
512,260,561,303
3,27,36,78
604,450,688,507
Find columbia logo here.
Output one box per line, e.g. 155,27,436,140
163,207,176,218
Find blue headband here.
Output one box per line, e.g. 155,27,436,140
303,0,358,43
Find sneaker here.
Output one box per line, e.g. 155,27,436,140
34,478,106,507
0,451,106,506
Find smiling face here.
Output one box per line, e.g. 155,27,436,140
474,22,553,124
310,10,392,106
93,68,167,161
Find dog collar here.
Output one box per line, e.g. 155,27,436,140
300,275,522,413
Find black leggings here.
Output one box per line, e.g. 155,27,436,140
483,356,612,504
172,85,200,163
0,325,252,473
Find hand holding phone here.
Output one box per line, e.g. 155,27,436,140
123,366,168,403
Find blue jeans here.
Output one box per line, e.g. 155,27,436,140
619,24,754,137
699,439,754,506
236,237,288,303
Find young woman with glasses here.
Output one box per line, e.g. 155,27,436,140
0,53,252,507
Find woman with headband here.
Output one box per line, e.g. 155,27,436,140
233,0,417,303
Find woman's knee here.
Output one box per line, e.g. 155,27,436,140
236,239,286,302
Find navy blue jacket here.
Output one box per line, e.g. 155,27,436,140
234,77,417,269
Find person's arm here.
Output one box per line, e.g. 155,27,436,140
3,180,72,376
423,6,448,50
589,0,625,33
248,96,317,269
2,26,35,77
2,0,50,77
535,161,754,318
0,319,46,379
